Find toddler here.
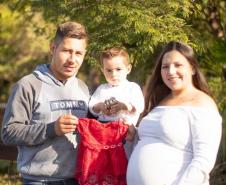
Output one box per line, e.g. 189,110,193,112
89,47,144,158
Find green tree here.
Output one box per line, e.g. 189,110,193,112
5,0,207,83
0,3,53,101
1,1,226,180
191,1,226,165
1,0,225,111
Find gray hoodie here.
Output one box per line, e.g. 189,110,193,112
1,64,90,180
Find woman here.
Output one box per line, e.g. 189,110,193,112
127,41,222,185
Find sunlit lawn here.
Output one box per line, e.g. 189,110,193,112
0,165,225,185
0,174,22,185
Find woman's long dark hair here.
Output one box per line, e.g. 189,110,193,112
143,41,211,115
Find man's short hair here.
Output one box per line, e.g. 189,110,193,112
53,21,88,45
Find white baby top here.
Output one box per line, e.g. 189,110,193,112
127,106,222,185
89,80,144,125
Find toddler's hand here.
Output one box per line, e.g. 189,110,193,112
92,102,106,114
110,101,133,114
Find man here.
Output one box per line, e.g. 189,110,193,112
1,21,89,185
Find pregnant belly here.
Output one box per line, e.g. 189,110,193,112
127,140,192,185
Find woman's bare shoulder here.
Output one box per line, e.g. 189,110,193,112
193,91,218,110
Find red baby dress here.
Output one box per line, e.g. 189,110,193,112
75,118,129,185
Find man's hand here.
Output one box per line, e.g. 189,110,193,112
54,115,78,136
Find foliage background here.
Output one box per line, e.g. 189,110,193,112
0,0,225,184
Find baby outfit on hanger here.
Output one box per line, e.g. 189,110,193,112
75,118,129,185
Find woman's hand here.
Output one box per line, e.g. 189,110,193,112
125,124,137,141
120,118,137,141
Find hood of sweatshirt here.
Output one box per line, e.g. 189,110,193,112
33,64,75,87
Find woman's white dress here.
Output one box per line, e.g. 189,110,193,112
127,106,222,185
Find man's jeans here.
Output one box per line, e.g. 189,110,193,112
23,178,79,185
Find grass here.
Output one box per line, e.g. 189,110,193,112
0,174,22,185
0,160,22,185
0,173,225,185
0,163,225,185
